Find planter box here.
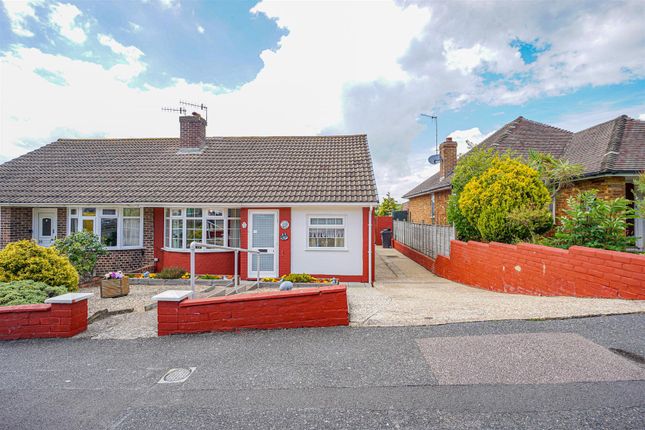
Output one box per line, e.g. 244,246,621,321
101,278,130,298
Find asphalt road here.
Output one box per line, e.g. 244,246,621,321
1,314,644,429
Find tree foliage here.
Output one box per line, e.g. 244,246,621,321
528,150,584,213
446,146,497,241
459,157,551,243
54,231,107,281
0,240,79,291
375,192,402,216
547,190,636,252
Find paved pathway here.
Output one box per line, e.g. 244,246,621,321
347,246,645,326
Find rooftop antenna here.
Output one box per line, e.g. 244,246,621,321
180,101,208,124
161,106,187,115
420,113,441,165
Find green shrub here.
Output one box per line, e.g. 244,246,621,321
0,280,68,306
459,157,551,243
198,274,221,280
282,273,316,283
0,240,79,291
156,266,187,279
547,190,636,252
54,231,107,281
447,146,497,241
506,206,553,242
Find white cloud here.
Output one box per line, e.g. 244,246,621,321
443,40,496,75
49,2,87,44
639,114,645,121
158,0,179,10
197,24,204,34
128,21,141,33
97,34,146,81
448,127,492,155
2,0,44,37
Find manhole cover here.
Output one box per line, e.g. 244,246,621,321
158,367,196,384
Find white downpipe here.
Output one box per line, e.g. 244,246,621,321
368,205,373,286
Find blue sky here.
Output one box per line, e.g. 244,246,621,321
1,0,645,199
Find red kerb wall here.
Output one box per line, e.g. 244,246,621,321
0,301,89,340
393,239,645,300
158,285,349,335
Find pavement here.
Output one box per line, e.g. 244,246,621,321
347,246,645,326
1,314,644,429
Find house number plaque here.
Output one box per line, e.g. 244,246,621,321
280,220,290,229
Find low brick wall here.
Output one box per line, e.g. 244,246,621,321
0,299,90,340
157,286,349,336
393,240,645,300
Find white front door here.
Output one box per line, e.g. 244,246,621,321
248,210,278,278
35,209,57,247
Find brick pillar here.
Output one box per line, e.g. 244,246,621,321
439,137,458,179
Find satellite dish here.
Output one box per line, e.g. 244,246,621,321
428,154,442,165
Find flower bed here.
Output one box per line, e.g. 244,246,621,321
126,273,234,287
258,274,338,289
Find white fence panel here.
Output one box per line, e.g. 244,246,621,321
392,220,455,258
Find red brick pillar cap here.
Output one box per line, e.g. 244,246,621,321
45,292,93,304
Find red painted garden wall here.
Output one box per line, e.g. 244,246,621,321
373,216,393,246
0,301,89,340
393,239,645,300
157,285,349,335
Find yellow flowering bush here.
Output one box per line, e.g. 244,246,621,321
0,240,79,291
459,158,551,243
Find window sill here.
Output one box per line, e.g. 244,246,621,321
105,246,145,251
161,247,233,253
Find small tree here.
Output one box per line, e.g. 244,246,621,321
548,190,636,252
376,192,402,216
54,231,107,281
528,150,584,220
459,157,551,243
447,146,497,241
635,172,645,218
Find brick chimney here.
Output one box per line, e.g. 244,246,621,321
439,137,458,179
179,112,206,150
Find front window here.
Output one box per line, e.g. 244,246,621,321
163,207,241,250
308,216,346,249
68,207,143,248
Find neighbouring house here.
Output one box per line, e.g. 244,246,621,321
402,115,645,248
0,113,379,282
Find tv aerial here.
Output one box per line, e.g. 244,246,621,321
161,106,187,115
420,113,441,165
180,101,208,124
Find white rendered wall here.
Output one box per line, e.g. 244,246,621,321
290,206,363,276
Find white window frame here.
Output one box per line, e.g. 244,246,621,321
162,207,241,252
306,214,347,251
67,207,144,250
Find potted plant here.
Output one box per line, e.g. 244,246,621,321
101,271,129,298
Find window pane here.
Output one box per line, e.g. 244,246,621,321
228,208,240,218
310,217,343,226
228,219,240,248
171,219,183,248
207,209,223,217
70,218,78,233
100,218,118,247
41,218,52,236
206,219,224,246
82,208,96,216
102,209,117,216
186,219,202,247
82,219,94,233
70,208,77,216
123,208,140,217
308,227,344,248
122,218,141,247
186,208,202,218
170,209,182,217
164,218,170,248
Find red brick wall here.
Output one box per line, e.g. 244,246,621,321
373,216,393,245
157,285,349,335
0,301,89,340
0,207,33,248
393,239,645,300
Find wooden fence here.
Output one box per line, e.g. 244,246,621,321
393,220,455,258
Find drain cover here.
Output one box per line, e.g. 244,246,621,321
158,367,196,384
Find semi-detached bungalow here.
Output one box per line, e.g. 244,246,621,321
0,113,379,282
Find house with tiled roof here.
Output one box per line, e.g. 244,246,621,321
0,113,379,282
402,115,645,248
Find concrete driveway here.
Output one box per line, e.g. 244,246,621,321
347,246,645,327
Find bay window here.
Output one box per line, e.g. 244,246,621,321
68,207,143,249
163,207,241,250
